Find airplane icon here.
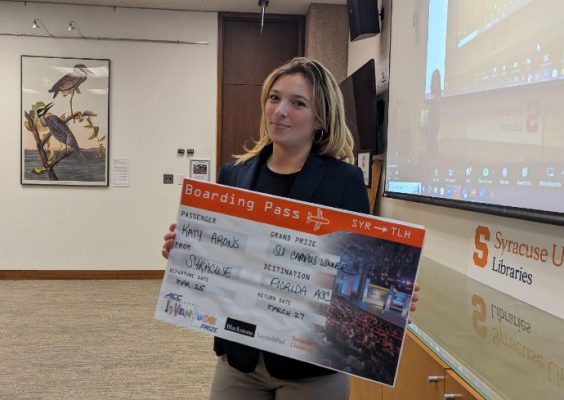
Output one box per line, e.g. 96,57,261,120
306,208,330,231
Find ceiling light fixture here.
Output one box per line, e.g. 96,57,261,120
2,17,207,45
67,20,85,38
31,18,52,37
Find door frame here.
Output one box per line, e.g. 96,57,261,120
216,12,305,176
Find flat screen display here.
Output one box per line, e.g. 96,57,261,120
385,0,564,225
340,59,382,153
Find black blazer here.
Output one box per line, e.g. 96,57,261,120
214,144,370,379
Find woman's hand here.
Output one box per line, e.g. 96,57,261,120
408,283,420,324
161,223,176,259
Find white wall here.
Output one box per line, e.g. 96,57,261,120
0,2,218,270
348,0,564,274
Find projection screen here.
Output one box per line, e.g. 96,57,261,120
384,0,564,225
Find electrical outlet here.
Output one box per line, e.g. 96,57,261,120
163,174,173,184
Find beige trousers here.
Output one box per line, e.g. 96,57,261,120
209,353,350,400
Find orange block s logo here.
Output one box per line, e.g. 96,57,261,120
473,225,490,268
471,294,487,338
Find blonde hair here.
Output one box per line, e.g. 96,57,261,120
234,57,355,164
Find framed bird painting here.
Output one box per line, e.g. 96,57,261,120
21,55,110,186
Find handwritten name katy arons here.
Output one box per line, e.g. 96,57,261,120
472,225,564,285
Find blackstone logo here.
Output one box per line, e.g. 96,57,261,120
224,317,256,338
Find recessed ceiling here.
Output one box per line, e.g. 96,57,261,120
5,0,347,14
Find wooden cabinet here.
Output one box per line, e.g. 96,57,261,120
349,331,485,400
381,331,447,400
349,377,382,400
443,370,484,399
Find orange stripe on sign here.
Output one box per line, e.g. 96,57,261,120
181,179,424,248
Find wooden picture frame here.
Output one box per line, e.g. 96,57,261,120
357,151,372,188
21,55,110,186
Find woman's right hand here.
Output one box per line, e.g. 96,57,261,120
161,223,176,259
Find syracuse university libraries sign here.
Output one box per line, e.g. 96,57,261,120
468,224,563,319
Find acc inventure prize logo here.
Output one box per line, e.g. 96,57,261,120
163,292,219,333
472,225,564,286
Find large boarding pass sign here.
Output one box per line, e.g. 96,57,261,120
155,179,425,386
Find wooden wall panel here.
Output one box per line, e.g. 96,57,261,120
221,84,262,161
218,14,304,166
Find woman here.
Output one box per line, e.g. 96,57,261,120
424,68,441,155
162,57,418,399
